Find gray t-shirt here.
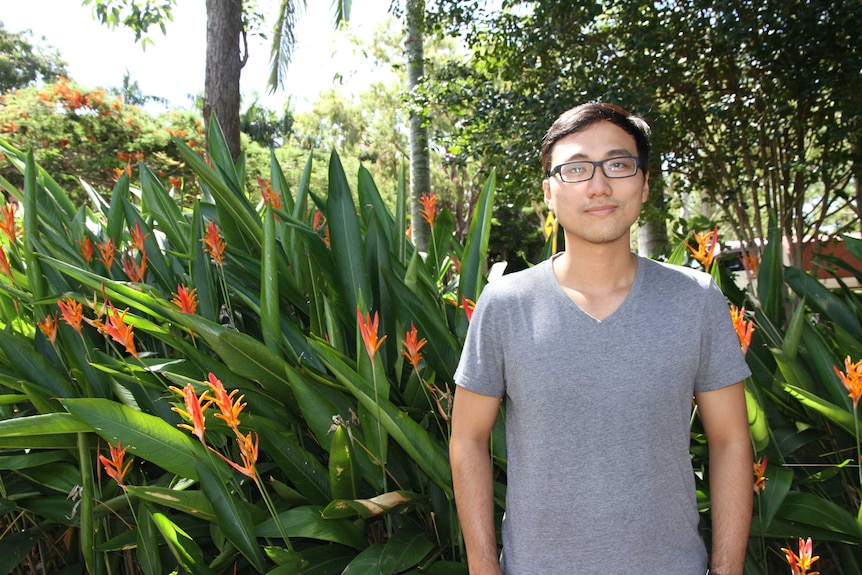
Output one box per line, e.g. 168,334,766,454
454,255,752,575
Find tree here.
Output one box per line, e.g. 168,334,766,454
0,22,67,93
85,0,353,162
427,0,861,264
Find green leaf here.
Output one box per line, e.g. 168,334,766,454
136,503,162,575
0,530,41,574
126,485,216,521
261,206,280,354
745,386,769,452
782,383,859,435
776,491,862,542
328,422,360,500
786,266,861,337
756,461,792,529
756,215,785,328
61,398,207,479
256,505,366,550
379,528,435,573
0,412,90,437
459,169,496,307
140,164,190,254
151,511,218,575
326,150,370,317
195,460,266,571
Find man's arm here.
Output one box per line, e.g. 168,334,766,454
695,381,753,575
450,386,504,575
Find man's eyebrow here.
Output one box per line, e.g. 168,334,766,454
558,148,635,162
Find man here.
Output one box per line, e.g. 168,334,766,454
450,102,753,575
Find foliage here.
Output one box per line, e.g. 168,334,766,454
0,22,68,93
425,0,862,259
0,77,206,204
0,116,492,573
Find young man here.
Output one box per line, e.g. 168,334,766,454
450,102,753,575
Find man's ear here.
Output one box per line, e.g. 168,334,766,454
641,172,650,203
543,179,553,210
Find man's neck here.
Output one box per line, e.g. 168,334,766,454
553,239,638,294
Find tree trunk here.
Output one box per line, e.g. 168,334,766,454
205,0,244,162
405,0,431,252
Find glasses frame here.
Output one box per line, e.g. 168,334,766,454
548,155,641,183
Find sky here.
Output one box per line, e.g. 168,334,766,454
2,0,395,113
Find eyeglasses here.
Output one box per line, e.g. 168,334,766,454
549,156,641,183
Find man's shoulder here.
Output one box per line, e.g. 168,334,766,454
480,260,551,299
641,256,715,290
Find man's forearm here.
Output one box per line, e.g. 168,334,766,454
451,437,502,575
708,438,753,575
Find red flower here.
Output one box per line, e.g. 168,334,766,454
205,372,246,433
357,307,387,361
419,192,438,226
129,221,149,252
172,285,198,315
686,226,718,272
37,313,59,345
122,252,147,282
0,202,21,244
834,356,862,408
99,441,133,487
258,177,283,211
0,247,12,279
202,220,226,266
401,322,427,370
170,383,211,444
461,296,476,322
753,456,767,494
79,237,95,264
97,239,116,270
57,297,84,335
103,304,139,358
781,537,820,575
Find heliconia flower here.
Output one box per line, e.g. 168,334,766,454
730,305,755,355
0,202,21,243
833,356,862,408
753,456,768,494
79,237,95,264
205,372,246,432
781,537,820,575
99,441,133,487
450,254,461,274
170,383,211,444
357,307,387,361
402,322,427,370
419,192,438,226
57,297,84,335
258,176,283,211
202,220,226,266
37,313,59,345
742,252,760,274
0,247,12,278
103,304,139,358
169,176,182,189
461,296,476,322
172,285,198,315
129,221,149,252
97,239,116,270
212,431,259,481
686,226,718,272
122,252,147,282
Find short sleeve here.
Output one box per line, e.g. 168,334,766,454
695,280,752,392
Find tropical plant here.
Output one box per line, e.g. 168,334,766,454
0,115,493,573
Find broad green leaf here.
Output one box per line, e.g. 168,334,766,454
786,266,861,337
140,164,190,254
341,544,386,575
380,528,435,573
256,505,366,550
195,460,266,571
328,422,360,500
261,206,280,354
191,201,219,322
756,461,792,529
0,530,41,574
756,215,785,328
151,511,218,575
136,502,162,575
782,384,859,435
322,491,426,520
459,169,496,307
744,386,769,452
61,398,207,479
357,165,395,248
126,485,216,521
311,341,452,497
326,150,370,317
776,492,862,542
0,412,90,437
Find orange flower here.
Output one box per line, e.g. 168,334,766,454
172,285,198,315
57,297,84,335
0,202,21,243
357,307,387,361
205,372,246,432
103,304,139,358
419,192,438,226
79,237,95,264
686,226,718,272
781,537,820,575
402,322,427,370
97,239,116,270
730,305,755,355
450,254,461,274
169,176,182,189
213,431,259,481
99,441,133,487
461,296,476,322
129,221,149,252
742,252,759,274
37,313,59,345
258,176,283,211
753,456,767,494
202,220,226,266
833,356,862,408
170,383,211,444
0,247,12,279
122,252,147,282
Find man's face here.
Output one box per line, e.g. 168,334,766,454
542,121,649,249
